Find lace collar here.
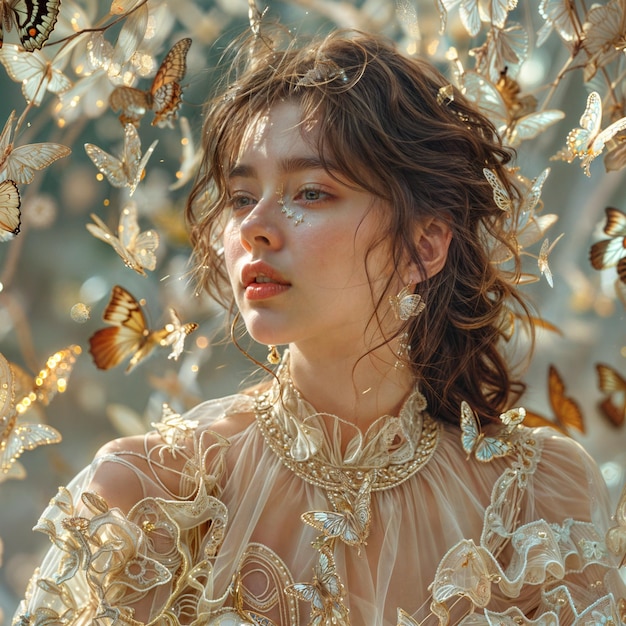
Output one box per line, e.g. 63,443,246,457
254,352,441,492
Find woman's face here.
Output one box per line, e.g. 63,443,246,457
222,101,400,359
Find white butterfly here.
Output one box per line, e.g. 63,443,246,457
86,202,160,275
0,179,21,241
460,401,524,462
537,233,564,287
0,44,71,106
553,91,626,176
389,285,425,321
301,473,373,547
0,111,71,184
85,123,158,196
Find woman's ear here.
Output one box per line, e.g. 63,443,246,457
406,218,452,283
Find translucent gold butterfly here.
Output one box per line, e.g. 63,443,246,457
0,44,71,106
1,345,81,475
301,472,373,548
86,202,160,276
285,548,349,625
595,363,626,428
389,286,425,321
84,124,158,197
0,110,70,184
0,178,20,241
89,285,198,373
537,232,564,288
552,91,626,176
460,401,524,462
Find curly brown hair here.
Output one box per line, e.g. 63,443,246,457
185,28,535,427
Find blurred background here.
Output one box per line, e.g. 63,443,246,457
0,0,625,621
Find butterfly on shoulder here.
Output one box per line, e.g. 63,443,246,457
589,207,626,284
0,178,20,240
84,123,158,197
109,37,192,128
0,0,61,51
460,401,525,462
595,363,626,428
301,472,373,547
1,345,80,475
89,285,198,373
86,202,159,276
0,110,70,184
551,91,626,176
523,365,585,434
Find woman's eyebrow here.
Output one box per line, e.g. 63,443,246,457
228,156,337,179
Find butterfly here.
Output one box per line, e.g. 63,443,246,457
0,43,71,106
0,0,61,51
537,233,564,288
595,363,626,428
523,365,585,434
0,178,20,241
460,401,525,462
84,124,158,197
301,473,373,547
590,207,626,283
483,167,550,214
552,91,626,176
1,345,80,474
389,285,425,321
86,202,160,276
286,548,348,624
89,285,198,373
0,110,70,184
462,71,564,147
109,37,192,128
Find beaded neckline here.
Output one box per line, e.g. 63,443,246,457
253,354,441,492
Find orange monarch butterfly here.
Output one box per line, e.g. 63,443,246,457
109,37,192,128
595,363,626,428
89,285,198,373
589,207,626,284
0,0,61,51
524,365,585,434
0,178,20,241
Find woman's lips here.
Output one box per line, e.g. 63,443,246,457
241,262,290,300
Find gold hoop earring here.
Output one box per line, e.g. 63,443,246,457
267,345,281,365
389,285,425,321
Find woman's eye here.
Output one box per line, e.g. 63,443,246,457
229,193,255,210
297,187,328,203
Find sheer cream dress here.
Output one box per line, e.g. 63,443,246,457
14,355,626,626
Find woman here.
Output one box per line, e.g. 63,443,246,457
14,30,626,626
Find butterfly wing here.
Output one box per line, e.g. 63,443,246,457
150,38,192,128
460,400,480,456
119,202,160,273
109,85,151,127
5,142,70,184
0,423,61,472
84,143,125,188
596,363,626,427
6,0,61,51
160,309,197,360
0,353,17,453
31,345,81,406
89,285,148,370
548,364,585,433
0,179,20,241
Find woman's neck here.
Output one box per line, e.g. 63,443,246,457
285,343,415,430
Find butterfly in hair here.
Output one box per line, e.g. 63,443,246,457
460,400,525,462
589,207,626,284
109,37,192,128
0,0,61,51
523,365,585,434
595,363,626,428
552,91,626,176
89,285,198,373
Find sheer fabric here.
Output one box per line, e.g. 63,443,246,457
14,358,626,626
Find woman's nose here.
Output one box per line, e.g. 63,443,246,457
238,196,284,252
